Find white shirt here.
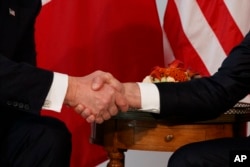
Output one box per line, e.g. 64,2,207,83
42,73,161,113
42,72,68,112
41,0,51,6
137,83,160,113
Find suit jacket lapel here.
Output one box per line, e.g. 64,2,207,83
0,0,18,59
0,0,42,60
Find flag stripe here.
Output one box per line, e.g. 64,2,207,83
162,0,249,75
160,0,250,103
224,0,250,36
175,0,228,75
197,0,243,55
159,0,250,137
164,0,210,75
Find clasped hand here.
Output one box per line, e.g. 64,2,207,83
64,70,129,124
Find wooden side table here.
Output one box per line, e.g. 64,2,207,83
90,110,250,167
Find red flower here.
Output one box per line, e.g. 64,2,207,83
149,60,200,82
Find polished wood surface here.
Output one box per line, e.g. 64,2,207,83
90,111,250,167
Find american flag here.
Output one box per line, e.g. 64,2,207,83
156,0,250,103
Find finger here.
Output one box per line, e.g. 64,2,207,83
115,92,129,112
92,76,106,91
93,73,123,92
101,111,112,120
86,115,96,123
106,74,124,92
80,108,92,118
95,116,104,124
74,104,85,114
108,103,119,116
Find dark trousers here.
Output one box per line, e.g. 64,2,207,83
0,110,72,167
168,136,250,167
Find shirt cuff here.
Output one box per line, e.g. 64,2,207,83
42,72,68,112
41,0,51,5
137,82,160,113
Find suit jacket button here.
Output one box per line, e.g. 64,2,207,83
18,103,24,109
13,101,18,107
6,101,12,105
24,104,30,110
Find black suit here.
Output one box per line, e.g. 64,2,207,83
155,31,250,123
0,0,52,113
0,0,71,166
156,32,250,167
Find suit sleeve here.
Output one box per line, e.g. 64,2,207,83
154,31,250,122
0,54,53,115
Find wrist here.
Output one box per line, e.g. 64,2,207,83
64,76,78,107
123,83,141,109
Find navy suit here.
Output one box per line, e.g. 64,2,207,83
158,32,250,166
0,0,71,166
0,0,53,113
155,31,250,123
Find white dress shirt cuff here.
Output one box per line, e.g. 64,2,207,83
137,83,160,113
42,72,68,112
41,0,51,6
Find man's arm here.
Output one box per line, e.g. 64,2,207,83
0,54,128,119
121,31,250,122
0,54,53,114
64,71,128,118
152,31,250,121
86,31,250,123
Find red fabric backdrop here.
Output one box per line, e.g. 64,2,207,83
35,0,164,166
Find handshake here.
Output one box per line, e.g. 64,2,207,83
64,70,141,124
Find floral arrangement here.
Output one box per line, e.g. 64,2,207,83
143,60,201,83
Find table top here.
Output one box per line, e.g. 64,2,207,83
111,102,250,124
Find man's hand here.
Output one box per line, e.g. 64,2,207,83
88,82,142,123
79,76,142,123
91,72,128,112
64,70,128,123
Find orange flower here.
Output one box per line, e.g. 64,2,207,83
149,60,200,83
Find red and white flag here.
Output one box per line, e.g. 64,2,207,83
156,0,250,102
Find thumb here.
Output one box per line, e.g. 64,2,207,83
92,76,105,90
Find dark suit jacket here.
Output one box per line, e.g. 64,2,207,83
154,31,250,122
0,0,53,115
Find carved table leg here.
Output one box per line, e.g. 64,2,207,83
107,149,126,167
